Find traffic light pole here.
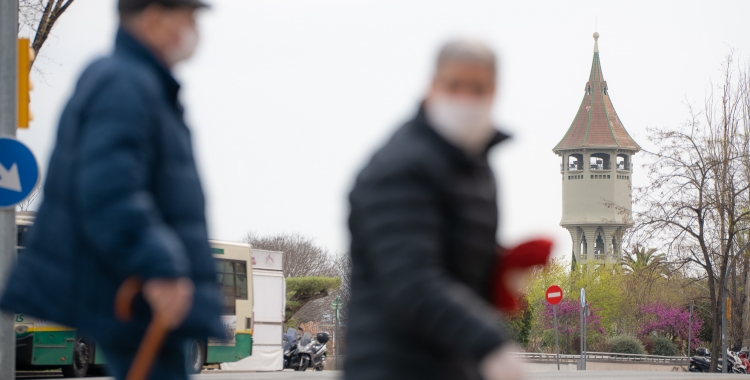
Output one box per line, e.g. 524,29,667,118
0,0,18,378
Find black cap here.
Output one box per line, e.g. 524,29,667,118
119,0,210,13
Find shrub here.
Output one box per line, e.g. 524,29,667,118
651,336,679,356
608,335,646,355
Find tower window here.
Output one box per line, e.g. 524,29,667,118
568,154,584,171
590,153,611,171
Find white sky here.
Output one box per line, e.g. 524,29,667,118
19,0,750,260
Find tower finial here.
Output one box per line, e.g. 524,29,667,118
593,32,600,53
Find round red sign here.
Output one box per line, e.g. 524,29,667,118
545,285,563,305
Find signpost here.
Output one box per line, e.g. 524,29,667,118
0,4,20,376
579,288,586,370
332,295,343,370
545,285,563,370
0,137,38,379
688,300,694,357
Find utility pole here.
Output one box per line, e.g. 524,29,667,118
722,296,728,373
688,300,693,357
332,295,342,370
0,0,18,378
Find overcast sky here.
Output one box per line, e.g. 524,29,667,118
19,0,750,260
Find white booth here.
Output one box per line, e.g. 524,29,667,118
221,249,285,371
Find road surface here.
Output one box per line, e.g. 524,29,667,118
17,370,750,379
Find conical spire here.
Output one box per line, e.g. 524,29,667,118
553,33,640,151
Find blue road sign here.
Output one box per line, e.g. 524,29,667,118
0,138,39,208
580,288,586,307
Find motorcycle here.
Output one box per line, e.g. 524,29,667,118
689,347,711,372
688,347,748,373
283,328,302,370
739,350,750,370
727,349,748,374
296,332,329,371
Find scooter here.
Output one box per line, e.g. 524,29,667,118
688,347,747,373
282,328,301,370
688,347,711,372
738,350,750,370
297,332,329,371
727,349,747,374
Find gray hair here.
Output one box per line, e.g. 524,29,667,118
436,38,497,74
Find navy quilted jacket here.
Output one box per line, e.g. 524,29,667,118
0,29,223,347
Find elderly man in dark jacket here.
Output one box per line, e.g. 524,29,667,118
0,0,222,379
346,40,528,380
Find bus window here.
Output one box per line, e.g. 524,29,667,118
215,259,249,314
236,273,248,299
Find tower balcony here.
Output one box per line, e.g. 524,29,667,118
616,162,632,171
590,163,611,171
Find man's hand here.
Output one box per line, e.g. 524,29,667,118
142,277,194,330
480,345,527,380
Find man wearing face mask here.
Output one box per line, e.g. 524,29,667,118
0,0,222,379
346,40,533,380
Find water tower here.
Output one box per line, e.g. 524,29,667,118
553,33,640,264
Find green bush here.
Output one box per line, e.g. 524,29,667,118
608,335,646,355
651,336,678,356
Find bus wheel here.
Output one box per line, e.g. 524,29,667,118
186,339,205,374
61,338,89,377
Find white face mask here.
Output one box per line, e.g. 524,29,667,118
163,25,199,67
425,93,496,154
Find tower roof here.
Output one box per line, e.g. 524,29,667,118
554,33,640,152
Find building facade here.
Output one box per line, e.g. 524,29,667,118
554,33,640,264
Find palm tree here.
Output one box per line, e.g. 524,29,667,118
622,246,666,275
621,245,669,309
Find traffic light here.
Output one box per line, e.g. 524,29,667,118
17,38,34,129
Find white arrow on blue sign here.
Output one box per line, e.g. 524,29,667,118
0,138,39,209
580,288,586,308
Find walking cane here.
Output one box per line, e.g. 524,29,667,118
115,277,170,380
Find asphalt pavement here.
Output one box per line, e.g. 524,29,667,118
527,371,750,379
18,370,750,379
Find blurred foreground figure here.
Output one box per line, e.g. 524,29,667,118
347,40,548,380
0,0,222,378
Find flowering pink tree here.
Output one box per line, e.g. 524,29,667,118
541,299,605,354
637,302,702,350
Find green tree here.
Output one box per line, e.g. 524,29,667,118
571,265,624,334
622,246,666,275
504,300,533,347
285,277,341,323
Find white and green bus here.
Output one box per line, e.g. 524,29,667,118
14,212,254,377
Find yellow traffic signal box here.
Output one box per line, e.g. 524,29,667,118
18,38,34,129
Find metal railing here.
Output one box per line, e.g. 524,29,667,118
512,351,689,364
590,164,611,171
616,163,632,171
511,352,578,364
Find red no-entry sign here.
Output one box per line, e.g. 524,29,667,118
546,285,563,305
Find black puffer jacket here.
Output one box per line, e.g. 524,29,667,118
346,107,510,380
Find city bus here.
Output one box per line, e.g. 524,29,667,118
14,212,254,377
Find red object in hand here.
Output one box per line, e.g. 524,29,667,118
492,239,554,313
